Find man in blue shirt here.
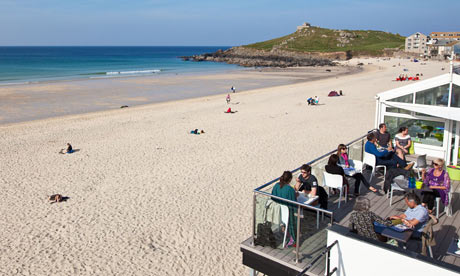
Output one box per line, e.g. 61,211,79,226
365,132,411,169
389,193,429,236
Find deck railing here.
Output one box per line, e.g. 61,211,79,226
251,131,370,265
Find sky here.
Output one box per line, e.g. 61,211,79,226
1,0,459,46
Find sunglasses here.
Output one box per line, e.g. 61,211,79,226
433,163,439,166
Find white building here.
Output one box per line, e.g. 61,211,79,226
405,32,429,56
375,66,460,165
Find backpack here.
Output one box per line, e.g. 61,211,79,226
254,221,277,248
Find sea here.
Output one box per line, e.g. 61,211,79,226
0,46,236,84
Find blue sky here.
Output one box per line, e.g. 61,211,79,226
1,0,459,46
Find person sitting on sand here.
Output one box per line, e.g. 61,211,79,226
226,94,231,104
59,143,73,154
314,96,319,104
307,97,313,105
225,107,237,113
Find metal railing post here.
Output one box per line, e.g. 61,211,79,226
296,205,301,263
252,193,257,245
326,250,330,276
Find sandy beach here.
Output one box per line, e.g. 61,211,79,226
0,58,450,275
0,65,358,125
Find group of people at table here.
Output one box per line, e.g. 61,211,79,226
270,123,451,247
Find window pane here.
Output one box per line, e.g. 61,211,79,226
450,84,460,107
384,116,444,147
415,112,435,117
415,84,450,106
386,107,411,114
388,94,413,103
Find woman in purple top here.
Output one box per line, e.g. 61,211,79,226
421,158,450,213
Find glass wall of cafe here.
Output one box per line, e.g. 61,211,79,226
376,82,460,165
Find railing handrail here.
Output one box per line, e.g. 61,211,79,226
254,132,369,192
296,240,339,276
254,189,334,215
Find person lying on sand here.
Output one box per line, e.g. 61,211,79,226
49,194,63,203
59,143,73,154
190,129,205,135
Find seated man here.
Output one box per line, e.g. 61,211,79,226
374,123,392,149
365,132,411,170
388,193,429,237
295,164,328,209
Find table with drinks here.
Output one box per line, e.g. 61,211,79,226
393,176,432,192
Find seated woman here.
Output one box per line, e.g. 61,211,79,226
59,143,73,154
395,127,411,156
271,171,297,247
349,196,392,241
421,158,451,213
294,164,328,209
326,154,377,197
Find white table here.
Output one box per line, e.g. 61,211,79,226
297,193,320,228
297,193,319,205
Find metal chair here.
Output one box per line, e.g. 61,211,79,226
389,175,406,206
435,188,453,218
413,154,427,178
323,172,347,208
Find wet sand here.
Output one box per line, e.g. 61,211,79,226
0,65,359,125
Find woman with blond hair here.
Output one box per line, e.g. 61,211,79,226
421,158,451,213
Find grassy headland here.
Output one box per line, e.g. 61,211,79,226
243,26,405,56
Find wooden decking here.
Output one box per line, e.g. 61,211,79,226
241,210,330,276
333,174,460,266
241,171,460,275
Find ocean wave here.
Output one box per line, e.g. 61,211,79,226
106,69,161,75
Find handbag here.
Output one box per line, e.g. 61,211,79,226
254,221,277,248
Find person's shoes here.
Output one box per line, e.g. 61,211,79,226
370,187,378,193
286,237,295,248
404,163,414,170
386,239,398,247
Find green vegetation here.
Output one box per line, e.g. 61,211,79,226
243,26,405,56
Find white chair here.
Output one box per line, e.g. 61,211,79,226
363,152,387,184
323,172,347,208
389,175,406,206
280,205,289,248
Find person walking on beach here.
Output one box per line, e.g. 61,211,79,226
226,94,231,104
231,86,236,93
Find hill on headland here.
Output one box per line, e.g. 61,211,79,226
182,24,406,67
244,24,405,56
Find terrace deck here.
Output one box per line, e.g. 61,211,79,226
240,172,460,275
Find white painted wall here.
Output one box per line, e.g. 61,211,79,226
326,229,459,276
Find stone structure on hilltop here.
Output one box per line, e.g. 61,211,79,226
296,22,311,31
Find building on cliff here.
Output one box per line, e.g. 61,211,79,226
296,22,311,31
405,32,429,56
